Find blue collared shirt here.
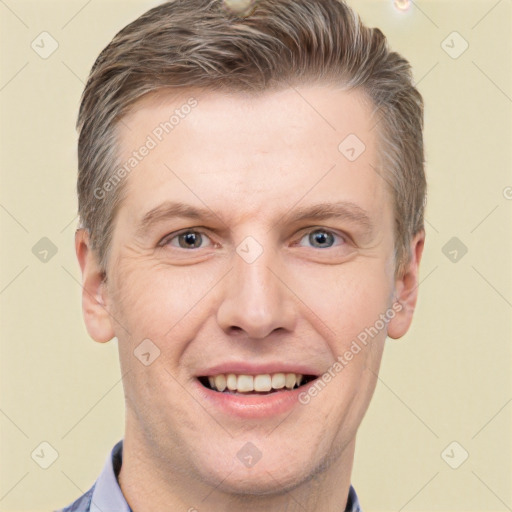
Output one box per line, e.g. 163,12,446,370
56,440,362,511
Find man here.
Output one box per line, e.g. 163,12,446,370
58,0,426,510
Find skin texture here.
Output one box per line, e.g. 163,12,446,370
76,85,424,512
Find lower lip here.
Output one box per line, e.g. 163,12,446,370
193,379,315,419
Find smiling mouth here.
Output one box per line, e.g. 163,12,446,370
198,373,318,395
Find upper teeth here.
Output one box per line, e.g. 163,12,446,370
207,373,303,392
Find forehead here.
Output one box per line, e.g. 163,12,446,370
114,85,390,229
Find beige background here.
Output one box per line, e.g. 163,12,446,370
0,0,511,510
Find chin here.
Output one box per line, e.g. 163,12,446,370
193,449,314,497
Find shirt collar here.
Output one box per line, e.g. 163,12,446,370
91,440,362,512
90,439,131,512
346,482,363,512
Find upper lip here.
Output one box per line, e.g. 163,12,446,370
195,362,321,377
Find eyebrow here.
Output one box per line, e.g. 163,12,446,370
280,201,374,234
136,202,221,237
135,200,375,238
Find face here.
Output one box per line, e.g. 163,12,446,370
77,85,424,497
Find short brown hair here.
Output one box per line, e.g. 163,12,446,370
77,0,426,278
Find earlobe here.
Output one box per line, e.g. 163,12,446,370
75,228,115,343
387,230,425,340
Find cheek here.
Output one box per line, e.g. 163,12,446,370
108,257,220,346
108,239,395,356
296,262,394,350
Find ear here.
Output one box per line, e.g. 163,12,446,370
387,230,425,339
75,228,115,343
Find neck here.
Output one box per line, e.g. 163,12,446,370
119,423,356,512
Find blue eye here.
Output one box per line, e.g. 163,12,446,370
298,229,345,249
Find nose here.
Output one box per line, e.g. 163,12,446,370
216,243,297,340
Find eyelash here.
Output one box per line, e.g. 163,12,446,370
158,227,348,250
